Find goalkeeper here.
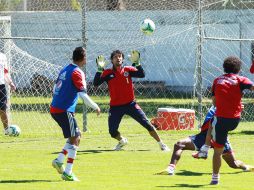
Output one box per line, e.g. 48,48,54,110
156,105,254,176
93,50,169,151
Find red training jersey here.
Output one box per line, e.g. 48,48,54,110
102,66,137,106
212,73,253,118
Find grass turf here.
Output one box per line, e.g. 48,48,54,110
0,112,254,190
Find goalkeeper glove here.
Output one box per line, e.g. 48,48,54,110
130,50,140,67
96,55,108,73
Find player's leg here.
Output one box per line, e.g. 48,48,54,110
0,110,8,131
108,106,126,150
157,132,206,175
211,147,224,185
222,140,254,171
159,137,196,175
127,102,169,151
51,112,80,181
170,137,195,164
62,113,80,181
192,124,212,159
0,85,9,134
210,117,240,185
210,117,227,185
223,152,247,170
62,135,80,181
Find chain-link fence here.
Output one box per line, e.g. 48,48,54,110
0,0,253,135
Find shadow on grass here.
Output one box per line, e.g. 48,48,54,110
176,170,242,176
156,184,208,188
78,149,115,154
78,149,151,154
176,170,207,176
230,130,254,135
53,149,151,155
0,180,57,183
239,130,254,135
52,149,115,155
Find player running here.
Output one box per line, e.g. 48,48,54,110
157,106,254,176
93,50,169,151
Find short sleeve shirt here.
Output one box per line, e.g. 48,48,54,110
212,74,253,118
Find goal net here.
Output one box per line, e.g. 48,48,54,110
0,0,253,137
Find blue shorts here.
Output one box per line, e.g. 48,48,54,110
211,116,240,147
0,84,7,111
51,112,81,138
190,130,233,154
108,101,154,137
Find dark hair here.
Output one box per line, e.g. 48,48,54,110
223,56,242,74
110,50,124,60
72,47,85,62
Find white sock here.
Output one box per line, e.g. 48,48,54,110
65,144,78,175
120,137,127,144
57,142,70,163
212,173,220,181
168,164,175,169
158,141,163,146
200,144,210,152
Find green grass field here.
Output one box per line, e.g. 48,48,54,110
0,110,254,190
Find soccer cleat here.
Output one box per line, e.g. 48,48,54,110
210,180,219,185
160,143,170,152
243,165,254,172
52,159,65,174
156,167,174,175
210,174,219,185
192,151,208,159
113,138,128,151
61,172,79,181
4,128,10,135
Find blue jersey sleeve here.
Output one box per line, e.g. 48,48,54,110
203,106,216,125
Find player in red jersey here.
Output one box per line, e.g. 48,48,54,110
197,56,254,185
93,50,169,151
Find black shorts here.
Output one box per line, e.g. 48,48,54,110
190,130,233,154
0,84,7,111
51,112,81,138
211,116,240,147
108,101,155,134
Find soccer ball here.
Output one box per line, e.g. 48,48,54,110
7,125,21,136
140,18,155,35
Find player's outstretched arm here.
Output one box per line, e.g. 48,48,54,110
78,91,100,115
129,50,145,78
96,55,108,73
93,55,108,86
130,50,141,67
